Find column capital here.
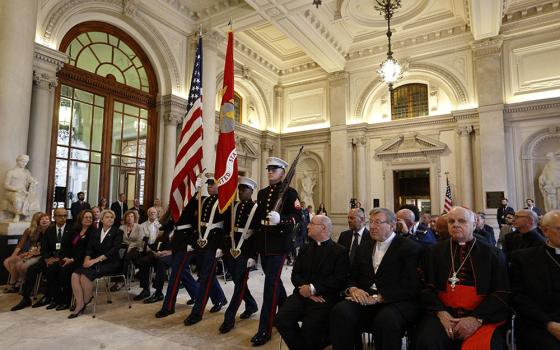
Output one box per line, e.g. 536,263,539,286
274,85,284,98
471,35,503,59
33,71,58,90
158,94,188,126
457,125,474,136
262,142,274,152
202,30,224,50
328,70,348,84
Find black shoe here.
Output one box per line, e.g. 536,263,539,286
69,305,76,312
110,282,124,292
56,304,69,311
184,313,202,326
240,307,258,319
144,292,163,304
85,296,94,307
251,332,271,346
210,299,228,313
186,298,195,306
46,302,58,310
4,284,19,293
133,289,150,301
155,309,174,318
32,296,50,308
68,305,85,319
11,297,31,311
219,322,234,334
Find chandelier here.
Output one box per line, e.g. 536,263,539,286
312,0,322,8
375,0,404,91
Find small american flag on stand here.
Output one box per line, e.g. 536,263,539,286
443,176,453,213
169,36,204,222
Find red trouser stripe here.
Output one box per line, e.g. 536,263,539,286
166,252,191,311
237,267,249,305
198,257,217,316
267,256,285,335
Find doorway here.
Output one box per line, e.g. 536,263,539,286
393,169,431,213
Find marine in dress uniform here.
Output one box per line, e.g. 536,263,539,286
251,157,300,346
184,175,228,326
415,206,511,350
218,177,260,334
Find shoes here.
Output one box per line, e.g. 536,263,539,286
109,282,124,292
68,305,86,319
32,296,50,308
85,296,94,307
133,289,150,301
46,302,58,310
56,304,69,311
186,299,195,306
155,309,174,318
69,304,76,312
144,292,163,304
210,299,228,313
183,313,202,326
219,322,234,334
4,284,19,293
251,332,271,347
240,307,258,319
10,297,31,311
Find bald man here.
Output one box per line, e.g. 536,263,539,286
511,210,560,349
396,208,436,247
503,209,545,261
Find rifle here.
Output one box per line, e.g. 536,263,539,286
272,146,304,214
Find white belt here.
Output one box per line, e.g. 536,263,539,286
235,227,254,234
176,224,192,230
201,221,224,230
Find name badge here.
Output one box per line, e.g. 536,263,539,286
56,243,61,250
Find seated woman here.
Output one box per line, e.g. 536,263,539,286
111,210,142,291
3,212,43,292
68,209,123,318
54,209,94,311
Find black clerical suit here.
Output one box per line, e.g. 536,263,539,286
255,183,300,338
42,224,72,304
502,228,545,261
337,227,370,265
221,199,259,328
415,238,511,350
276,239,349,350
511,245,560,349
330,234,423,350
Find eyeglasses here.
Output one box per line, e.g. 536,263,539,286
309,222,324,227
514,215,529,219
54,214,66,217
367,220,389,226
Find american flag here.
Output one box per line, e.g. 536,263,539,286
169,36,203,222
443,176,453,213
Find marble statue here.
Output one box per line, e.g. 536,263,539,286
539,152,560,212
300,171,316,211
3,155,39,222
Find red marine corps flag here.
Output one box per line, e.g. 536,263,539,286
214,28,238,213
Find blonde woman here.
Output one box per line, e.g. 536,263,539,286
111,210,141,292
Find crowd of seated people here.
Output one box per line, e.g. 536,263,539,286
3,194,559,350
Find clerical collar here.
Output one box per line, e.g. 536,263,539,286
453,238,474,247
377,232,396,248
316,238,331,246
547,241,560,255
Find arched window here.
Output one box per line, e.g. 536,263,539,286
49,21,158,215
391,83,428,119
233,91,243,124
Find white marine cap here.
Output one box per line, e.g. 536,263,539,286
266,157,288,169
238,176,257,190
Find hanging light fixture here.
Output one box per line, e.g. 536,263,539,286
375,0,404,91
312,0,322,8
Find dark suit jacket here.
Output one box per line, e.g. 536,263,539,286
291,239,349,303
60,227,93,265
503,229,545,261
71,201,91,221
511,245,560,327
86,226,123,264
338,228,371,264
348,234,423,321
41,224,72,259
110,201,128,226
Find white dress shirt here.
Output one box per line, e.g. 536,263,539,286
373,232,396,273
100,227,110,243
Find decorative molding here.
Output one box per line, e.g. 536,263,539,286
33,72,58,90
122,0,139,17
503,0,560,24
374,133,448,160
303,9,346,57
471,36,504,58
158,94,187,125
234,39,280,75
504,99,560,113
33,44,67,71
456,125,474,136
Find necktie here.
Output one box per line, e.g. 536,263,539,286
57,228,62,241
94,221,98,229
349,232,359,263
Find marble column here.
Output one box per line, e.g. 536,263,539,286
158,94,187,207
471,37,508,210
354,136,367,206
201,31,220,173
0,0,38,202
260,142,273,188
458,126,474,209
273,85,284,132
28,44,66,209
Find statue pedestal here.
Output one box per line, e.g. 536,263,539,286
0,221,28,285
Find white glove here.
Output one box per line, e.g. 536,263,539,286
215,248,223,258
186,244,194,252
247,258,256,268
267,211,280,225
195,177,203,190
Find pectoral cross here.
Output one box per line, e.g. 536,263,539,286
448,273,460,289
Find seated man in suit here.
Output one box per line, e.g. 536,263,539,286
276,214,349,349
337,208,370,266
503,209,545,261
330,208,423,350
474,212,496,246
511,209,560,349
396,206,436,247
415,206,510,350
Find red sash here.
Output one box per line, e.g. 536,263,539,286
438,285,504,350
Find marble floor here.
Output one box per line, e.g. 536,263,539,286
0,264,295,350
